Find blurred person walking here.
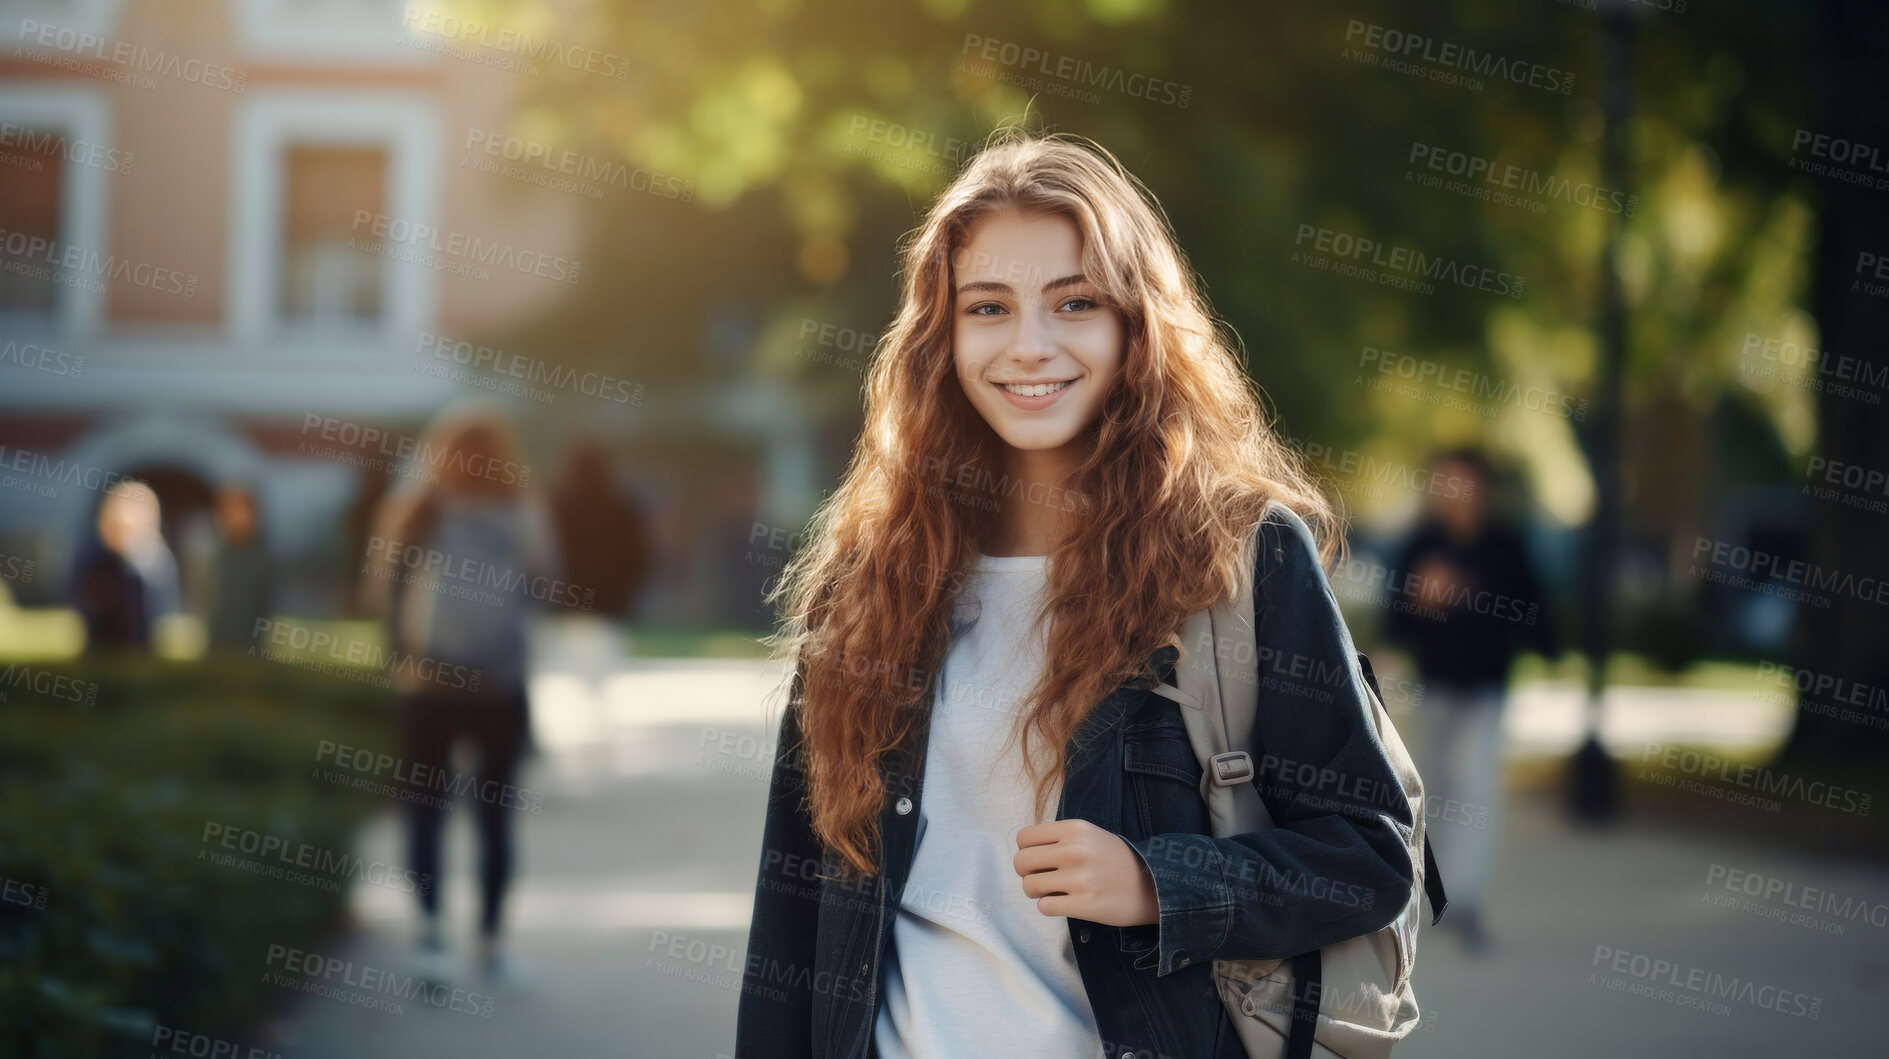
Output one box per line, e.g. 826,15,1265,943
71,479,181,652
360,401,560,995
205,482,274,651
547,437,652,680
1384,448,1559,953
550,437,652,622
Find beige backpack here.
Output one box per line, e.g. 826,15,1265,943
1151,523,1447,1059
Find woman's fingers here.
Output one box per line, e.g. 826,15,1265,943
1012,842,1060,877
1020,867,1071,899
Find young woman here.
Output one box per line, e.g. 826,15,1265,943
360,401,558,995
736,131,1416,1059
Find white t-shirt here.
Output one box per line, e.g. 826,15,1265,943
872,552,1104,1059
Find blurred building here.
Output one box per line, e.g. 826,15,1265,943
0,0,591,614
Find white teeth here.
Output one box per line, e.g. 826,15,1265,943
1000,380,1072,397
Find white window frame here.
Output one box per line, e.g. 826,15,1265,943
0,83,111,343
228,0,431,64
228,89,440,354
0,0,125,41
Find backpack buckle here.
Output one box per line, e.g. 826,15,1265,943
1208,751,1254,788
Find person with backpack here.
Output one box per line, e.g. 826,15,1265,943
360,400,560,996
735,131,1434,1059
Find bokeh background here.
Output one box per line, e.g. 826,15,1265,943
2,0,1886,1056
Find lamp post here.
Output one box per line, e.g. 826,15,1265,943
1567,0,1638,823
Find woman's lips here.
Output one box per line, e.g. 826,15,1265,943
992,378,1075,410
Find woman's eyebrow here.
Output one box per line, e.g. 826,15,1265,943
955,273,1090,296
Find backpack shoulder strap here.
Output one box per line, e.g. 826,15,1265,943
1157,516,1272,835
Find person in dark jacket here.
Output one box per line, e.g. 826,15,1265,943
72,480,181,652
1384,447,1558,953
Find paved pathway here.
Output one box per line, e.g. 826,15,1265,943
269,646,1884,1058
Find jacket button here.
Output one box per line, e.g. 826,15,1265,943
895,796,913,815
1078,928,1091,943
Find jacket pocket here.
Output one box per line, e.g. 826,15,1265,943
1122,714,1209,839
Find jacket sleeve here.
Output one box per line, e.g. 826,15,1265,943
1123,504,1418,975
733,665,821,1058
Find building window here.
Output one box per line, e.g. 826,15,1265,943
279,145,387,328
0,127,63,319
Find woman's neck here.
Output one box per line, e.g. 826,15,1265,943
983,443,1082,557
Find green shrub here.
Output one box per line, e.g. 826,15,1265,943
0,654,395,1058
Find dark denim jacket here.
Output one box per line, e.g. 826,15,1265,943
734,503,1417,1059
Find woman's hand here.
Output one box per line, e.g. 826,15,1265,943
1013,819,1160,927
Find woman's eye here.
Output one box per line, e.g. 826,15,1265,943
967,302,1007,316
1060,297,1099,312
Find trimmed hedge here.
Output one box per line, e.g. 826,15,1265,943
0,654,395,1058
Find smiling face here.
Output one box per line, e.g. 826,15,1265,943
952,208,1125,459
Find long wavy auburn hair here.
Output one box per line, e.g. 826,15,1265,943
763,129,1339,878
